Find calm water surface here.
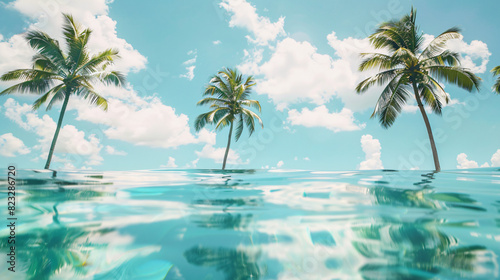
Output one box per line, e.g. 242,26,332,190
1,168,499,279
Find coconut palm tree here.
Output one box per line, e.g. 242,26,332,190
0,14,125,169
356,8,481,172
195,68,263,170
491,66,500,93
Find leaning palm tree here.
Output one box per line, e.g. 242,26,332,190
0,14,125,169
356,8,481,172
491,66,500,93
195,68,263,170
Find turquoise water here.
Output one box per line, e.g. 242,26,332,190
1,168,499,280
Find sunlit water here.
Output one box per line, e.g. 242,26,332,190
1,168,500,280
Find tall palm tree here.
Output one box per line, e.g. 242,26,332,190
0,14,125,169
491,66,500,93
195,68,263,170
356,8,480,172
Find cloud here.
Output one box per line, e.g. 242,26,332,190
160,157,178,168
220,0,285,45
456,153,479,169
491,150,500,167
71,91,212,149
445,37,491,74
287,105,365,132
0,34,33,83
180,50,197,81
105,145,127,156
359,134,383,170
238,48,264,76
456,150,500,169
3,98,104,166
180,66,195,81
185,158,199,168
195,144,246,165
255,38,342,108
213,40,222,45
0,133,30,157
481,162,490,168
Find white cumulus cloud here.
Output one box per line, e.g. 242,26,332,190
491,150,500,167
105,145,127,156
195,144,246,165
0,133,30,157
220,0,285,46
180,50,197,81
456,153,479,169
71,94,210,149
287,105,365,132
359,134,383,170
160,157,178,168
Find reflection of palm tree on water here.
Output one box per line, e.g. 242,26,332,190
0,178,109,279
185,191,263,279
184,246,262,280
352,173,496,279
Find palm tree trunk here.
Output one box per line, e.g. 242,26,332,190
412,82,441,172
222,121,234,170
44,92,71,169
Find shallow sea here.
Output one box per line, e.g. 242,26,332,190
1,168,499,279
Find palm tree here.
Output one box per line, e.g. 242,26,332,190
356,8,481,172
195,68,263,170
0,14,125,169
491,66,500,93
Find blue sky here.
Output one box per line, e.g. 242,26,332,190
0,0,499,171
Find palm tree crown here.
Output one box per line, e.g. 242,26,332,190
195,68,263,170
356,8,481,171
0,13,125,169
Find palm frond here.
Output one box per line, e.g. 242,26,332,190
101,71,126,87
491,66,500,93
369,27,405,51
24,30,67,70
420,27,461,59
418,83,443,115
373,75,411,128
234,114,244,141
241,108,263,128
359,53,394,71
0,69,58,82
421,50,461,67
66,28,92,71
240,99,261,112
356,69,403,93
194,108,229,131
80,88,108,111
215,113,233,131
197,97,230,107
0,78,57,95
46,89,67,110
77,48,119,75
426,65,480,92
32,84,66,110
